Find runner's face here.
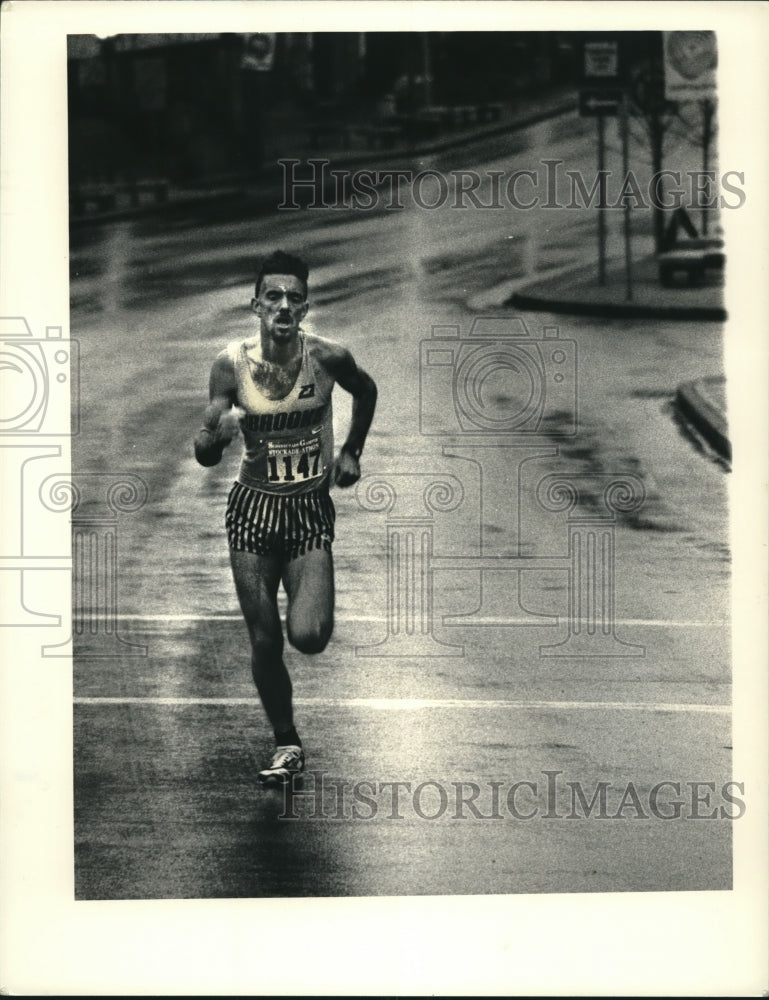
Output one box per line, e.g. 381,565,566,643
253,274,308,341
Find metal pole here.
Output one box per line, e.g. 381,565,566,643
598,113,606,285
702,99,713,236
620,89,633,301
421,33,432,107
102,37,118,185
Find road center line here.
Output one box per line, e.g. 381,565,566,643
73,696,730,714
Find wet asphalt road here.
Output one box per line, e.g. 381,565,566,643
70,111,732,899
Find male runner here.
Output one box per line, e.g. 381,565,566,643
194,250,377,783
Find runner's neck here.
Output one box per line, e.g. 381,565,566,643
246,335,304,401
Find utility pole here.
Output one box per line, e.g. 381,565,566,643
421,33,432,107
580,36,620,287
241,33,276,175
701,98,715,236
620,88,633,302
597,114,607,285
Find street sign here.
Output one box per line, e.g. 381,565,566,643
583,40,619,81
241,32,276,71
663,31,717,101
579,89,621,117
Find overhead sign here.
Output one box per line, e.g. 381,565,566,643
583,40,619,81
242,32,276,71
579,89,621,117
663,31,717,101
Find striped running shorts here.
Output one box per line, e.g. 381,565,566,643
226,481,336,560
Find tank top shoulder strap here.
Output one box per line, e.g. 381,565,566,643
303,333,336,397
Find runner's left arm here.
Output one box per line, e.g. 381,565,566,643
322,345,377,488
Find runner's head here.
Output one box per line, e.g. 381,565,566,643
252,251,310,341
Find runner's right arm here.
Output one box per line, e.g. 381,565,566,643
194,352,241,467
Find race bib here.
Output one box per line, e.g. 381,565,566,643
265,433,324,485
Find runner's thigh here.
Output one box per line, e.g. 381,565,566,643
282,546,334,649
230,549,283,635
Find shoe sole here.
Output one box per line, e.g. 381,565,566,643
258,769,304,786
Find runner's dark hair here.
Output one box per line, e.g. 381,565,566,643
255,250,309,297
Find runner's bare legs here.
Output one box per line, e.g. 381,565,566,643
229,547,334,734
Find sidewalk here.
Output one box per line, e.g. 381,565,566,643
509,249,726,322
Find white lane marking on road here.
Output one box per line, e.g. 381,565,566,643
73,696,730,714
108,614,725,628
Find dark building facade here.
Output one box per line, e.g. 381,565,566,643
67,32,580,188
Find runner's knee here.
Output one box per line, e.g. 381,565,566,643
287,616,333,654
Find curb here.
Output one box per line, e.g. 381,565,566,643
507,254,727,323
674,378,730,462
509,290,727,322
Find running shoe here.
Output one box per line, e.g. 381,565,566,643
258,745,305,784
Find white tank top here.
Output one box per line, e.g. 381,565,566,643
226,333,335,495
